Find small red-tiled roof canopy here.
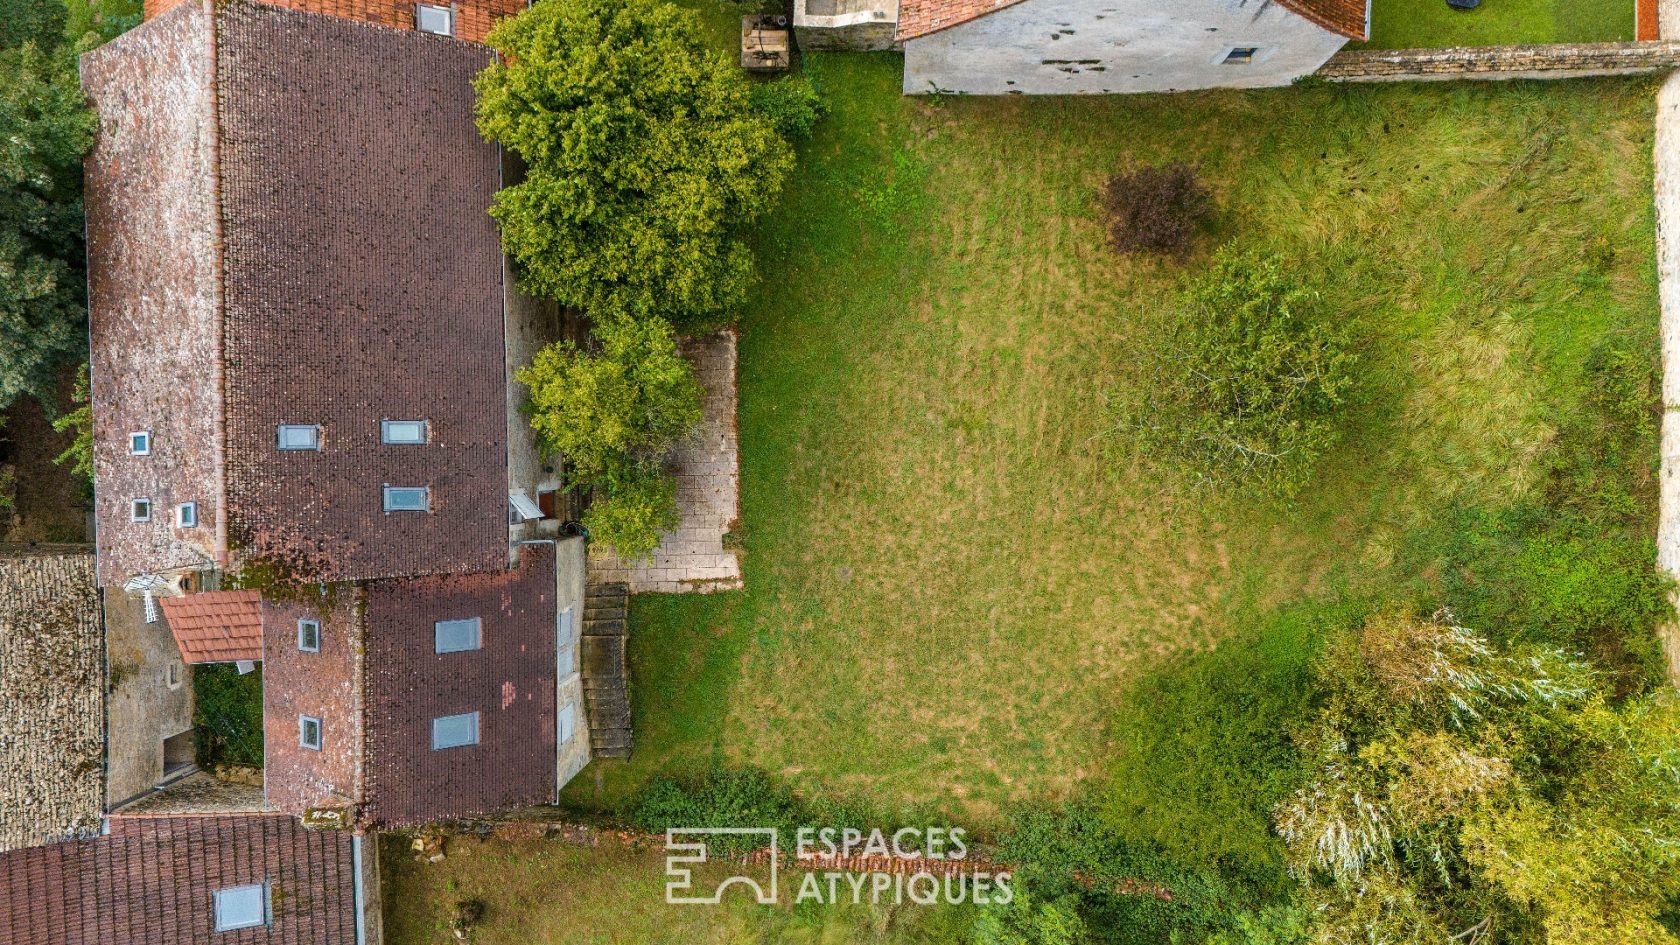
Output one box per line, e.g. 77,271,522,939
897,0,1368,42
160,590,264,664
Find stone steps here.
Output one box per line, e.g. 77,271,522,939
581,581,632,759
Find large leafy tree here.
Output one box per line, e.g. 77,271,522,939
0,19,97,408
1275,610,1680,945
475,0,795,326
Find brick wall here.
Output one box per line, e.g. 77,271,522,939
1319,41,1680,82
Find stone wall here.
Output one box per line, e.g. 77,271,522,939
794,19,897,52
1319,41,1680,82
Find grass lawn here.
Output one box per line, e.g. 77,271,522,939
379,832,971,945
1353,0,1634,49
560,57,1662,827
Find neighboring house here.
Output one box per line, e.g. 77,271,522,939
0,550,103,852
80,0,591,834
898,0,1369,95
0,814,373,944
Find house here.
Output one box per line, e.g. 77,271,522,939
0,814,373,943
897,0,1370,95
80,0,591,828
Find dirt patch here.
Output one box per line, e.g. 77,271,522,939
0,369,90,544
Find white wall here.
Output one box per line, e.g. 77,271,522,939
904,0,1349,95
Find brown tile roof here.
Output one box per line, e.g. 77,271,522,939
81,3,227,588
0,814,358,944
147,0,524,44
0,551,103,851
85,3,511,585
160,590,266,664
1278,0,1368,41
360,543,558,827
896,0,1367,42
262,591,365,816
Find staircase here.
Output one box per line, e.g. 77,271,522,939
581,581,633,759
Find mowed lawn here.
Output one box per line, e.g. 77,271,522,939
1354,0,1633,49
561,58,1661,826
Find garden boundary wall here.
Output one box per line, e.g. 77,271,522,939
1319,41,1680,82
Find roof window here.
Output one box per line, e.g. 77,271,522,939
381,419,428,445
415,3,453,35
276,424,321,451
383,486,430,513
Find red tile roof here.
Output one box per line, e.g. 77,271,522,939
1278,0,1369,41
896,0,1367,42
0,814,358,944
147,0,524,44
161,590,265,664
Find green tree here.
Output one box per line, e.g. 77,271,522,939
51,361,92,482
1119,249,1354,497
516,316,701,559
476,0,797,326
0,38,97,408
1275,609,1680,945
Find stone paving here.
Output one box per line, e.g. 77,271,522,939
587,331,743,594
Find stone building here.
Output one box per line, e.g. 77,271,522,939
898,0,1369,94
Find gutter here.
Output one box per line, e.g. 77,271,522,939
351,833,367,945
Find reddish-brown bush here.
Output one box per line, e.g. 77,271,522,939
1101,162,1213,259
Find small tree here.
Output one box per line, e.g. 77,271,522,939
1120,250,1354,497
1101,162,1213,260
517,316,701,559
476,0,799,326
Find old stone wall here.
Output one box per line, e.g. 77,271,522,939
1319,41,1680,82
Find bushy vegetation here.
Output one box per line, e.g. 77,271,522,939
1100,162,1213,260
1118,249,1356,496
475,0,808,328
51,361,92,482
192,664,264,769
1275,610,1680,945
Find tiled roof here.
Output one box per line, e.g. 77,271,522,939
361,543,558,827
161,590,265,664
262,592,364,816
896,0,1368,42
0,551,104,851
0,814,358,944
215,3,509,582
146,0,525,44
1278,0,1369,41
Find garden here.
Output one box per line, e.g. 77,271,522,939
1353,0,1636,49
376,0,1680,941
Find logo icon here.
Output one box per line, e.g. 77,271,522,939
664,828,779,905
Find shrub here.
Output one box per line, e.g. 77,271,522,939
749,76,827,141
581,458,680,562
52,362,93,483
1100,162,1212,260
476,0,795,326
629,766,803,855
192,664,264,769
517,317,702,478
1120,249,1355,497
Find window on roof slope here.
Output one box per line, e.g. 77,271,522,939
415,3,453,35
383,485,430,513
131,498,151,523
381,419,429,445
431,711,479,750
434,617,482,654
130,431,151,455
1223,46,1259,63
276,424,321,451
298,619,321,653
176,502,198,528
213,883,268,932
299,715,322,751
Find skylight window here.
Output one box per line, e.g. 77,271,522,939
299,715,322,751
298,619,321,653
213,883,267,932
415,3,453,35
276,424,321,451
176,502,198,528
434,617,482,654
131,498,152,523
1223,46,1259,64
381,419,428,445
383,486,430,513
130,431,152,455
431,711,479,750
